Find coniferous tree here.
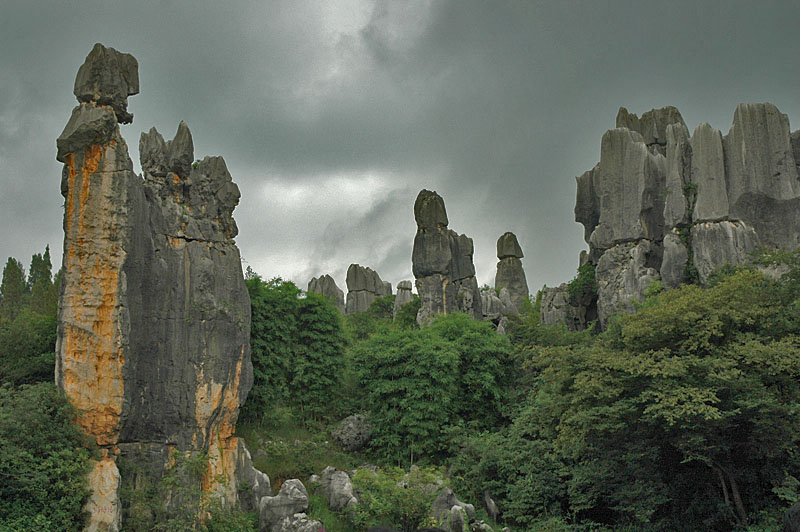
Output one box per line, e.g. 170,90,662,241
0,258,26,322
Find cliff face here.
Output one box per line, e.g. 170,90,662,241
412,190,482,325
308,274,345,313
55,44,267,532
546,103,800,328
345,264,391,314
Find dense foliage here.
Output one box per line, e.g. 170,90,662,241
0,247,59,386
242,274,346,424
452,262,800,531
0,382,93,532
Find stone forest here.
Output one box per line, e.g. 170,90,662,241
2,43,800,532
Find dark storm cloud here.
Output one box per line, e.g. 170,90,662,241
1,0,799,294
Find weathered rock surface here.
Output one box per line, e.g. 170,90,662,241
660,231,688,289
345,264,390,314
494,232,529,313
432,487,475,522
691,221,760,283
259,479,310,532
412,190,482,324
307,274,345,313
561,102,800,329
481,290,505,322
596,241,660,325
56,44,264,531
784,501,800,532
316,466,358,511
331,414,373,452
393,280,414,318
691,123,728,221
272,513,323,532
587,128,667,251
616,106,686,154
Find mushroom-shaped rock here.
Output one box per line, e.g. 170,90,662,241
414,189,449,229
497,232,523,259
393,280,414,318
73,43,139,124
494,232,529,313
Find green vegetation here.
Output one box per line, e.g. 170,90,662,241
122,450,258,532
0,382,93,532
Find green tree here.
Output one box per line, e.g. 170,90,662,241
0,382,93,531
28,246,58,315
0,257,26,322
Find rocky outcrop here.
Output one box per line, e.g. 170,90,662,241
554,102,800,329
331,414,373,452
259,479,310,532
393,280,414,318
55,44,264,531
307,274,345,313
412,190,482,325
345,264,391,314
316,466,358,511
494,232,529,313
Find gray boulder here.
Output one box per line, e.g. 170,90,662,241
234,439,272,513
595,241,660,326
691,221,760,284
412,190,482,324
259,479,309,532
272,513,322,532
691,122,729,221
445,505,467,532
393,280,414,318
308,274,345,313
73,43,139,124
784,501,800,532
56,103,117,162
481,290,505,322
432,487,475,522
471,521,495,532
494,232,529,313
331,414,373,452
316,466,358,511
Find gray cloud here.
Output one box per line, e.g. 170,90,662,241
1,0,799,295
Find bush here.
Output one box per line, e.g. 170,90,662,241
0,382,93,531
348,467,441,532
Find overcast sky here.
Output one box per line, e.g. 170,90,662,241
1,1,799,295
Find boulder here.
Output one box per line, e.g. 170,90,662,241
73,42,139,123
432,487,475,522
393,280,414,318
445,505,467,532
595,241,660,326
690,122,728,221
494,232,529,313
483,491,499,522
471,521,495,532
259,480,309,531
272,513,322,532
481,291,505,322
784,501,800,532
308,274,345,313
316,466,358,511
331,414,373,452
412,190,482,324
691,221,760,284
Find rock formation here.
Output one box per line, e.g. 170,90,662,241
55,43,267,531
412,190,482,325
393,280,414,318
307,274,345,313
494,232,529,313
548,102,800,328
345,264,391,314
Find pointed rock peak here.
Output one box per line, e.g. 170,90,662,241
414,189,448,229
139,127,167,176
497,232,523,259
167,121,194,177
73,43,139,124
666,122,690,144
